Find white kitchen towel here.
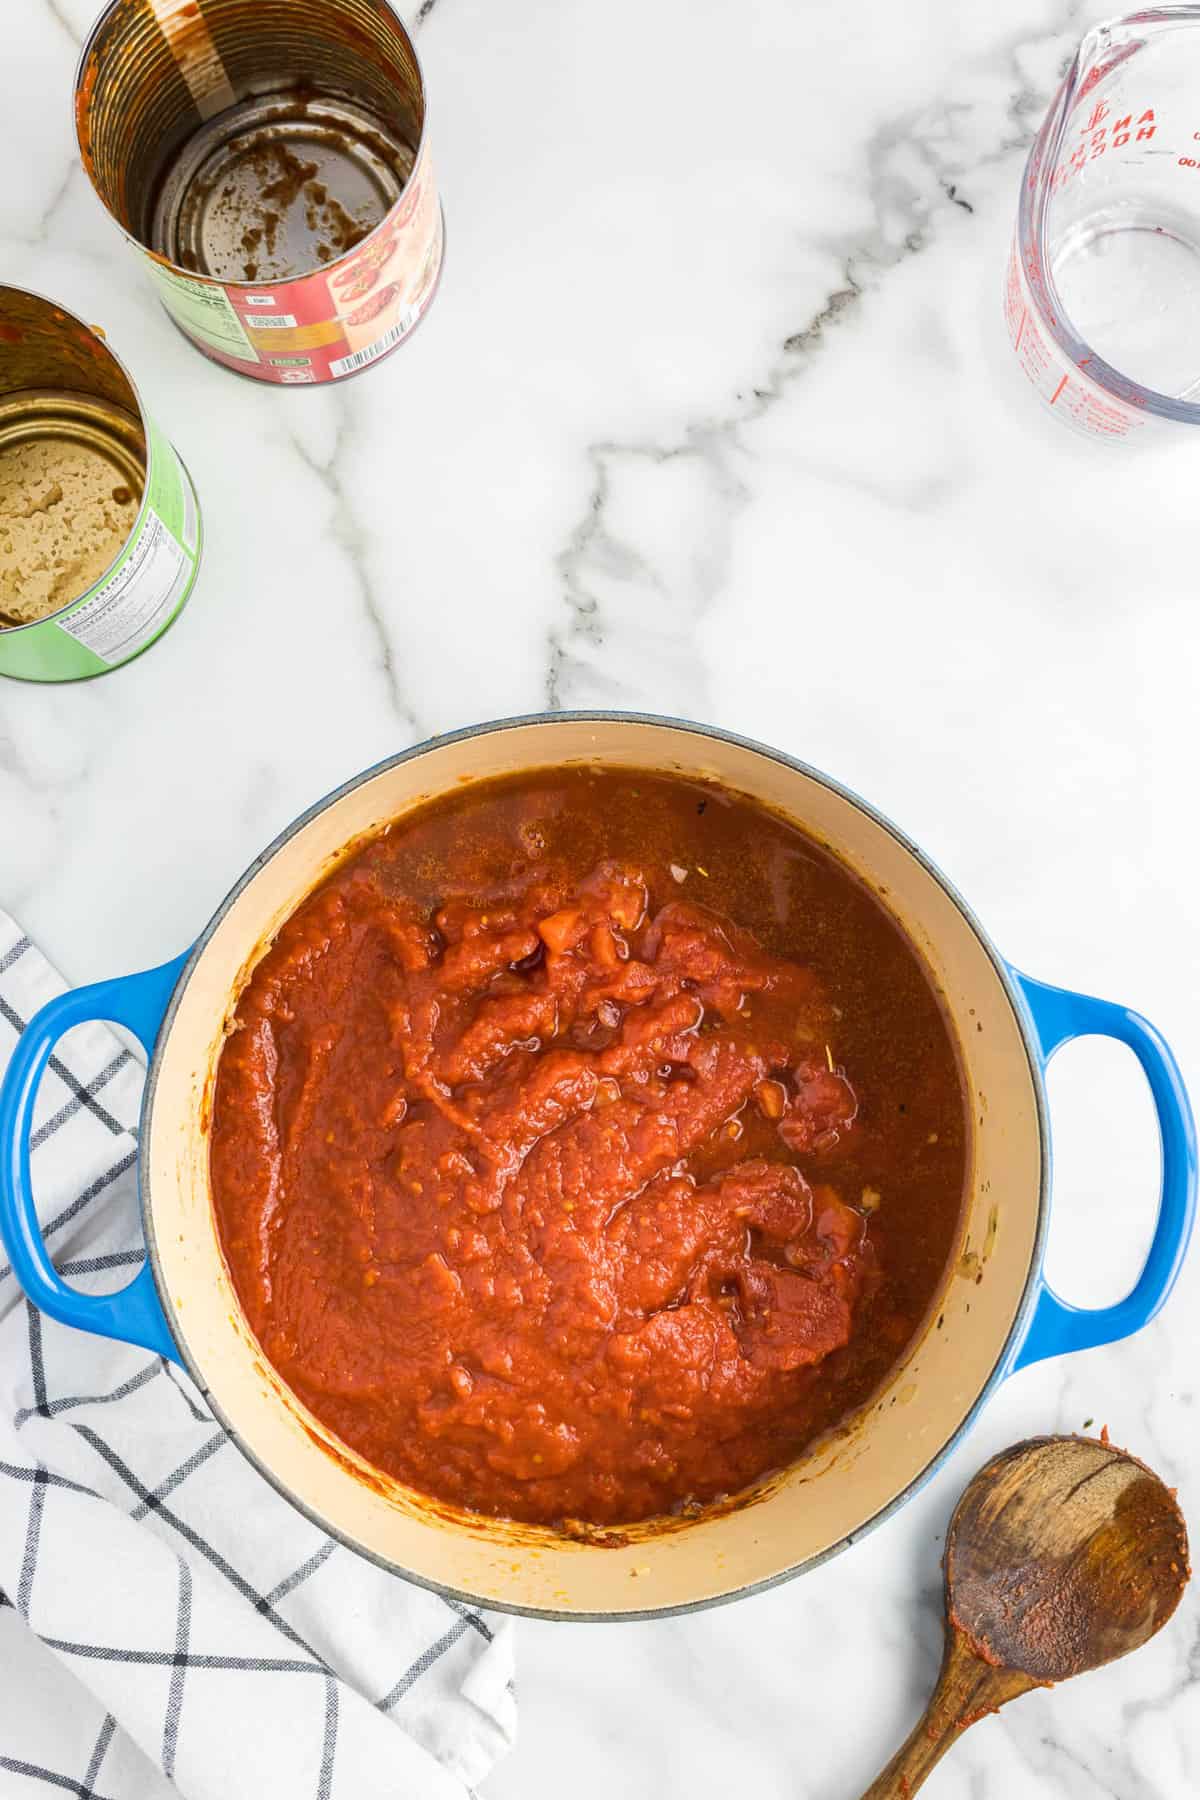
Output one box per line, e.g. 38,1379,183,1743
0,914,516,1800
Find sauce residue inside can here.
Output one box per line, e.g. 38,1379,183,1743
0,288,201,683
0,400,143,628
76,0,444,386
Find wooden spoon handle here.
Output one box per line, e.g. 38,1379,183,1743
860,1628,1039,1799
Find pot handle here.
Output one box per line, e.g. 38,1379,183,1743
0,955,189,1363
1010,972,1197,1372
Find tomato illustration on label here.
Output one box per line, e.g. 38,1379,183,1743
332,239,392,289
333,264,382,301
344,284,402,326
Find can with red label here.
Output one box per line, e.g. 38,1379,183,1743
76,0,444,386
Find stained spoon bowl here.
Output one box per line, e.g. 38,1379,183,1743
948,1433,1188,1680
862,1434,1190,1798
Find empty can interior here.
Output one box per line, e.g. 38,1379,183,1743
77,0,426,287
152,93,415,285
0,290,148,632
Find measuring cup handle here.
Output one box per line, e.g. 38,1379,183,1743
1010,972,1197,1372
0,955,188,1361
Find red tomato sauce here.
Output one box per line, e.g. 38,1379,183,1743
211,768,967,1525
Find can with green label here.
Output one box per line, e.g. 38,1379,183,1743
0,286,201,681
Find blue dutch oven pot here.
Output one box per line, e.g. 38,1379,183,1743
1,715,1194,1618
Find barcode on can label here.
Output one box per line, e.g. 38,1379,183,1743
330,310,416,378
243,313,299,330
59,511,192,664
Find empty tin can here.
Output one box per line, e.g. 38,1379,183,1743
0,287,201,682
76,0,444,386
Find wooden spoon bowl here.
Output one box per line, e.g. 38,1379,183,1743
861,1435,1189,1797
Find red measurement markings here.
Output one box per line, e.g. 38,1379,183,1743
1049,373,1070,406
1056,108,1157,187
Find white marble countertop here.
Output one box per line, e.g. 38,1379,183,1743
3,1,1199,1795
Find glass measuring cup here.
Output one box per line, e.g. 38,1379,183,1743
1006,7,1200,440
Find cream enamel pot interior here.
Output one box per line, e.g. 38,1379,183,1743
1,714,1194,1620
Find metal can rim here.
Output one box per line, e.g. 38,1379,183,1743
0,282,169,637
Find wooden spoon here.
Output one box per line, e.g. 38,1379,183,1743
861,1434,1189,1798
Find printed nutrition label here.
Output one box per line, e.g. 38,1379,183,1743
59,510,194,664
145,263,258,361
181,463,199,553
